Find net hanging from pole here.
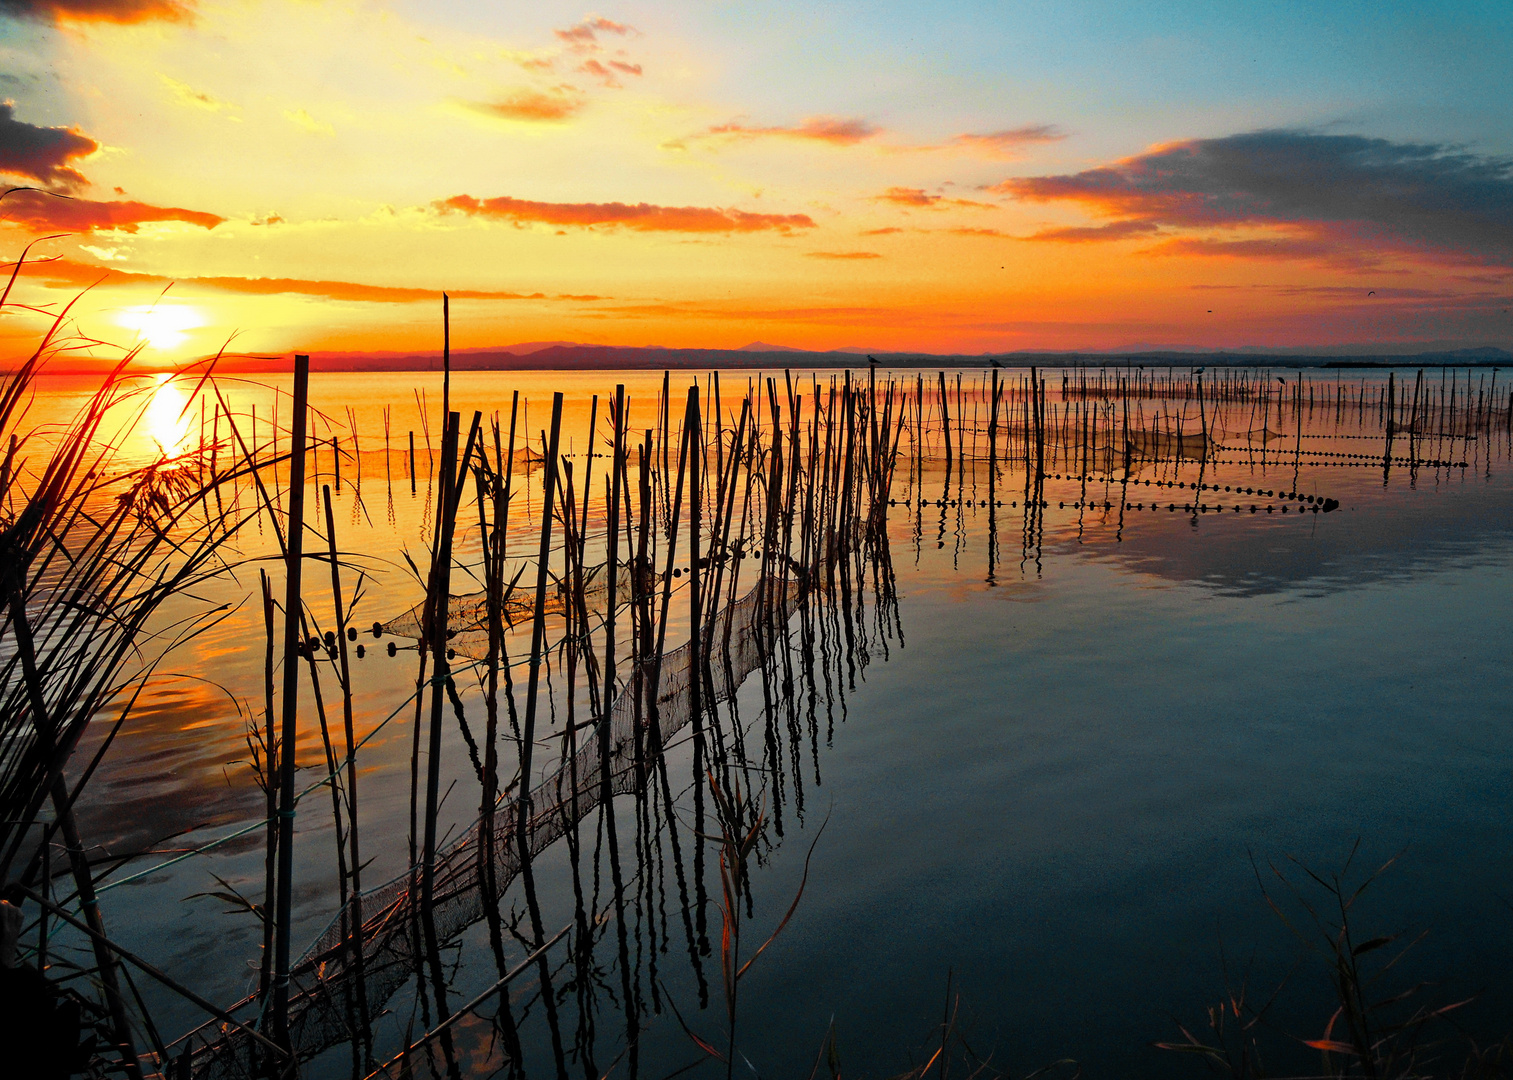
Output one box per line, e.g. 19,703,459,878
193,573,802,1079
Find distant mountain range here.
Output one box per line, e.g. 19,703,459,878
19,341,1513,374
197,341,1512,373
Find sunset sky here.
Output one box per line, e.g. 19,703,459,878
1,0,1510,361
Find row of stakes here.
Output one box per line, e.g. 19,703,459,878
312,461,1353,665
305,472,1339,665
1298,433,1475,442
1205,458,1465,469
891,473,1341,511
892,497,1337,513
1233,447,1467,467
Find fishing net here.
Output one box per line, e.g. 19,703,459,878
193,573,801,1079
380,563,652,662
1220,426,1285,444
1126,429,1215,459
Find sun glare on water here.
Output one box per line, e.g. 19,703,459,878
117,304,204,351
143,374,192,457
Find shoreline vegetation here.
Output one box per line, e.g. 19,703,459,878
2,272,1511,1078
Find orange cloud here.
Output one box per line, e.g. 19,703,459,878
0,102,98,189
861,226,904,235
1021,220,1160,242
555,16,635,48
948,125,1065,156
474,88,585,123
21,257,588,303
588,301,890,323
578,58,642,87
805,251,881,259
435,194,816,233
0,0,192,22
685,116,880,149
0,189,223,233
1141,235,1350,262
875,187,995,209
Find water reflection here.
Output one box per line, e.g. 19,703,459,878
18,365,1510,1079
142,371,193,457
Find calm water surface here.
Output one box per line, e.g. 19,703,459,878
28,367,1513,1078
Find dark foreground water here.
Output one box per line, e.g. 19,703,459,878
30,367,1513,1078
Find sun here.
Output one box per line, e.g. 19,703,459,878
117,304,205,351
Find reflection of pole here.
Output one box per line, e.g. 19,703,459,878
686,386,711,959
517,393,569,1078
599,384,638,1066
323,485,368,1061
421,412,460,909
272,353,310,1054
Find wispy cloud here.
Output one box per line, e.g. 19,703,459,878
996,130,1513,267
435,193,816,233
472,88,586,123
874,186,995,209
577,58,642,87
25,257,590,303
501,18,644,100
0,189,223,233
1021,220,1159,242
584,300,903,325
0,102,97,189
0,0,192,24
1143,235,1336,260
554,16,636,50
673,116,881,150
283,108,334,136
160,75,237,114
805,250,882,259
946,125,1066,157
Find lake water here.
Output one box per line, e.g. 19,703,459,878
24,365,1513,1079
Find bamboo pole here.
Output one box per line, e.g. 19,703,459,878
271,352,311,1053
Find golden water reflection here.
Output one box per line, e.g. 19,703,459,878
141,372,191,457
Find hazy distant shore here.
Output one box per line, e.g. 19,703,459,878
16,341,1512,375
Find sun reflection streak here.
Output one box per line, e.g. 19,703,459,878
142,373,191,457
